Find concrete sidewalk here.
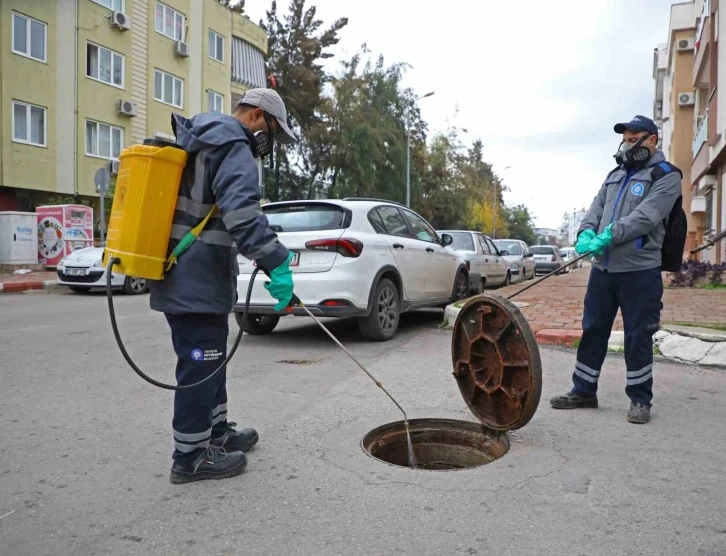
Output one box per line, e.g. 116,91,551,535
0,270,58,293
495,263,726,333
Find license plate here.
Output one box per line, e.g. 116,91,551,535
66,268,86,276
253,252,300,267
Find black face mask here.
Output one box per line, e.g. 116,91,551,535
614,134,652,169
252,113,277,169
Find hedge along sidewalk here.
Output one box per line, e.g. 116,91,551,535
0,271,59,294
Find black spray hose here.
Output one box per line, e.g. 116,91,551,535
507,252,591,301
106,257,260,391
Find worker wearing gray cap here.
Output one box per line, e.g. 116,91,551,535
550,115,683,425
148,88,297,484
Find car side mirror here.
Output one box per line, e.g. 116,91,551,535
499,250,510,257
525,253,534,258
441,233,453,246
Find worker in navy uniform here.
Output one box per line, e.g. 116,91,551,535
149,89,297,484
550,115,682,424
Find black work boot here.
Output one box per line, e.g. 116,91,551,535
210,422,259,453
550,391,598,409
169,445,247,485
627,402,651,424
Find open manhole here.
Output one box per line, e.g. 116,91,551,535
362,294,542,471
361,418,509,470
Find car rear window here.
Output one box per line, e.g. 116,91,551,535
446,232,475,251
531,246,554,254
494,241,521,255
264,204,347,232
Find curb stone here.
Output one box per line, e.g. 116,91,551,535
0,280,59,294
442,303,726,367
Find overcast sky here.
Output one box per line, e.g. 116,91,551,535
245,0,674,229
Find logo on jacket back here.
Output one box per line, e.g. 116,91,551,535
631,183,644,196
191,349,203,361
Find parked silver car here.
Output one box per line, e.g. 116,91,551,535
530,245,567,275
560,247,582,269
438,230,511,292
493,239,536,283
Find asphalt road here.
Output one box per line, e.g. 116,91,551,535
1,288,725,556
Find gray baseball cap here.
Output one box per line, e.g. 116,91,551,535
237,88,296,144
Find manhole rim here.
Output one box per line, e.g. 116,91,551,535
360,417,511,472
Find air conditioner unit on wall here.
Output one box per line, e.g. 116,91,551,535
117,99,138,117
174,41,190,58
110,11,131,31
108,159,121,176
678,92,696,106
677,38,695,52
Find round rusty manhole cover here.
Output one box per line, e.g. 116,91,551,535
451,294,542,431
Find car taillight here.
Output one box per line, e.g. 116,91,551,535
322,299,350,307
305,238,363,257
551,255,556,262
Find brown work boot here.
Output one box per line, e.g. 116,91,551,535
627,402,651,424
550,391,598,409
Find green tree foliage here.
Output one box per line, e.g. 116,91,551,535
259,1,536,241
261,0,348,201
501,204,537,245
218,0,245,14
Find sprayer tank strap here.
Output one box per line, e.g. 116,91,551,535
164,206,219,271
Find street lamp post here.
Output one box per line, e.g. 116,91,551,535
494,166,512,239
406,91,435,207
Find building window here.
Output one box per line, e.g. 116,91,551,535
12,12,47,63
154,69,183,108
207,90,224,112
91,0,124,11
705,189,714,232
86,43,124,88
85,120,123,160
208,29,224,62
155,2,185,41
12,101,46,147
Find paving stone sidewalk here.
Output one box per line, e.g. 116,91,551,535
495,263,726,332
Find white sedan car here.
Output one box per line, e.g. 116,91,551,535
56,244,149,295
234,199,469,341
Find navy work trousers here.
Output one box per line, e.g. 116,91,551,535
165,313,230,460
571,267,663,406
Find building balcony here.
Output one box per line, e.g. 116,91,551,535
693,4,711,88
693,110,709,158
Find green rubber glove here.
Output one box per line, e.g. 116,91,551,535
264,252,295,311
588,224,614,256
575,229,596,255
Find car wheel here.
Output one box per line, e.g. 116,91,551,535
358,278,400,342
502,271,511,287
235,313,280,335
69,286,91,294
452,271,469,302
122,276,148,295
476,278,485,295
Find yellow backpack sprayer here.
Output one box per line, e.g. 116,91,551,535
102,137,261,391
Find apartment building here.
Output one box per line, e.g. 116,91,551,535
657,2,702,257
558,208,587,247
660,0,726,264
0,0,268,220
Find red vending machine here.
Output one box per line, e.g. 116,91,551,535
36,205,94,267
